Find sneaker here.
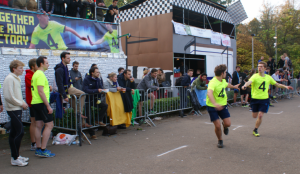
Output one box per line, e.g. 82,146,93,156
30,144,37,151
222,122,229,135
35,149,42,157
133,121,139,125
11,158,28,167
249,109,252,112
269,103,274,107
253,130,260,137
148,110,156,115
18,156,29,162
39,149,56,158
217,140,223,148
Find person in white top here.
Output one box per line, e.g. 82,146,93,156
3,60,29,167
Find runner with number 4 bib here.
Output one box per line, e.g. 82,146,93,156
206,64,240,148
29,14,87,50
242,62,293,137
88,24,119,53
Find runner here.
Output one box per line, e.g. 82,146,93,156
88,24,119,53
31,56,55,157
206,64,240,148
242,62,293,137
29,14,87,49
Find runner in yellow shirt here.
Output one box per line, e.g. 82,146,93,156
206,64,240,148
242,62,293,137
29,14,87,50
31,56,55,158
88,24,119,53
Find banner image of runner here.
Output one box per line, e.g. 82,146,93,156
0,7,120,53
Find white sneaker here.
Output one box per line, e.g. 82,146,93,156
133,121,139,125
18,156,29,162
11,158,28,166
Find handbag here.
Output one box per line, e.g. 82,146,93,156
102,125,117,136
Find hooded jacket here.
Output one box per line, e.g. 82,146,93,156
191,75,206,91
117,73,136,92
69,68,83,90
137,73,159,91
54,62,71,99
25,69,34,107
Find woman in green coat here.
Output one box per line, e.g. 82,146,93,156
191,73,208,90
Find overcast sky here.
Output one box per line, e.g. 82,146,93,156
241,0,292,23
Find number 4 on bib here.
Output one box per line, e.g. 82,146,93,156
218,88,225,98
259,81,266,92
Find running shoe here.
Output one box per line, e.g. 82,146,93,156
253,130,260,137
30,144,36,151
217,140,223,148
39,149,56,158
222,122,229,135
35,149,42,157
18,156,29,162
269,103,274,107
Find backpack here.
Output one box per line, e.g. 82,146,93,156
288,59,292,67
175,76,184,86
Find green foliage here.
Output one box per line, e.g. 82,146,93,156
103,0,136,8
53,108,77,129
237,0,300,73
209,0,236,6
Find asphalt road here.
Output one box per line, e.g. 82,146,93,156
0,96,299,174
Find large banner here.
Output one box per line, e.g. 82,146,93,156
172,21,187,35
189,26,212,39
211,31,221,45
221,34,231,47
0,7,120,53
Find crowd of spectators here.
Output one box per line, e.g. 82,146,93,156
0,0,119,22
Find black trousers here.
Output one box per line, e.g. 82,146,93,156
85,102,108,136
179,88,188,109
7,110,24,160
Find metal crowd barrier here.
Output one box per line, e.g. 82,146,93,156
144,86,193,126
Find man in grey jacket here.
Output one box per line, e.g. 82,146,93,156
137,68,159,115
69,61,83,90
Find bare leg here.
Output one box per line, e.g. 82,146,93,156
255,112,264,129
30,117,36,143
223,117,231,128
245,94,249,104
35,121,43,148
233,93,238,103
213,119,222,140
41,121,54,149
149,93,155,110
241,95,244,104
252,112,258,118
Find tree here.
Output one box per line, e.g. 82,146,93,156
210,0,236,6
104,0,136,7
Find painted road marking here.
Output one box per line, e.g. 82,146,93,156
157,146,188,157
267,111,283,115
233,126,242,130
205,122,213,124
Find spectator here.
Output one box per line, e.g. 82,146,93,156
13,0,27,9
81,0,95,19
27,0,37,11
118,69,135,94
157,68,165,87
82,67,108,139
104,0,118,22
258,56,264,64
272,70,284,82
226,71,232,83
232,66,240,105
3,60,29,166
267,57,276,75
31,56,55,158
0,86,3,113
283,53,290,69
137,69,159,116
86,64,97,76
191,73,207,91
25,58,38,151
239,70,248,107
277,55,285,69
279,70,288,82
38,0,54,14
54,52,87,119
53,0,68,16
180,62,188,76
142,68,149,79
96,0,106,21
0,0,10,6
265,67,270,75
66,0,81,17
117,67,124,78
69,61,83,90
157,68,165,98
104,72,122,93
179,69,193,117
